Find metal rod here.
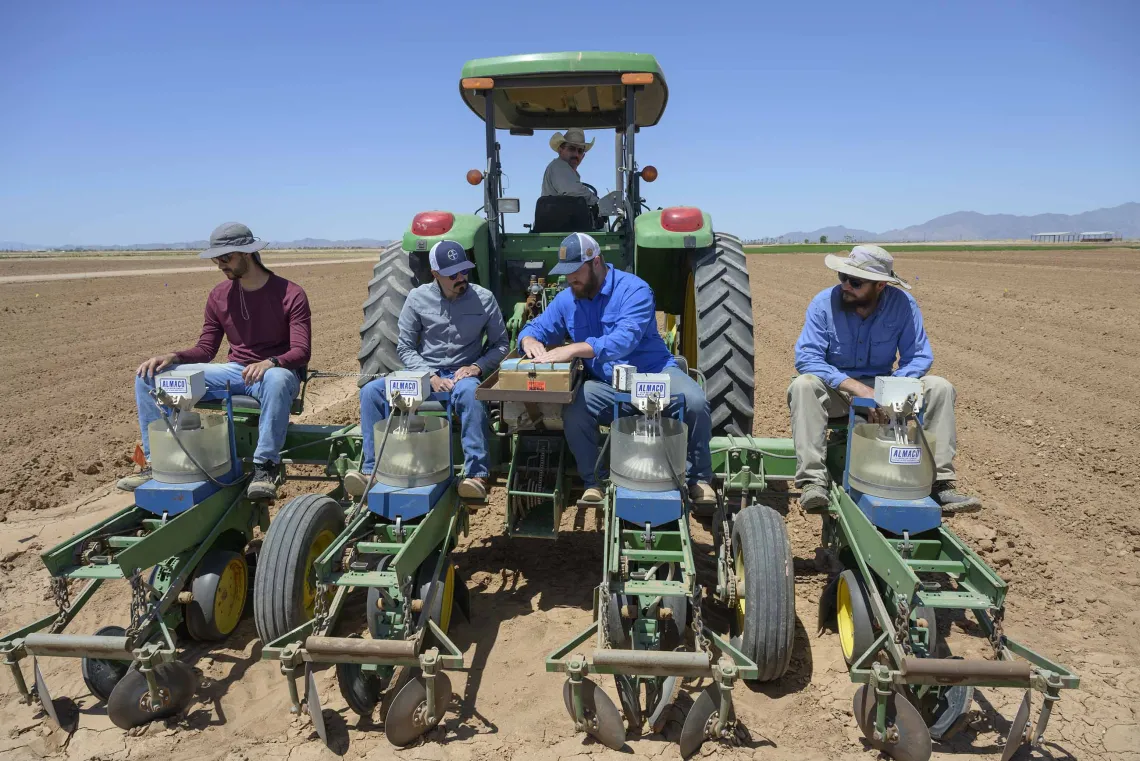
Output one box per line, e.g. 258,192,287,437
592,649,712,678
23,633,132,659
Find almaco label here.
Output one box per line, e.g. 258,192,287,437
889,446,922,465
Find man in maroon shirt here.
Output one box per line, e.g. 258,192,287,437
118,222,312,500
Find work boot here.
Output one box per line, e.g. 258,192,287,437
581,487,604,503
688,482,717,504
932,481,982,513
458,477,488,500
247,461,282,501
343,470,370,499
116,466,152,492
799,482,830,512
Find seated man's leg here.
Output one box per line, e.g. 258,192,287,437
245,366,301,499
450,376,491,499
786,373,847,509
921,375,980,511
344,378,388,497
564,379,616,499
663,368,715,501
121,362,236,491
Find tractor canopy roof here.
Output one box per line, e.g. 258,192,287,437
459,52,668,131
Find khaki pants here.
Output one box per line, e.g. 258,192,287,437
786,374,958,489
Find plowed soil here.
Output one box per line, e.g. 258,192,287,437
1,248,1137,761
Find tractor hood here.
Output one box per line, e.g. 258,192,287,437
459,52,668,131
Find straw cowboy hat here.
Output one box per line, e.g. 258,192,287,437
824,244,911,290
549,127,595,153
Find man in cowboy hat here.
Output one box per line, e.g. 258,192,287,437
118,222,311,501
542,127,599,205
788,244,981,513
517,233,717,505
346,240,508,501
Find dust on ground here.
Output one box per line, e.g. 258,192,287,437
1,248,1138,761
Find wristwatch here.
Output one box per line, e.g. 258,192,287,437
268,357,281,367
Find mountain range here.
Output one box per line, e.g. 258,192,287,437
0,238,392,252
769,202,1139,243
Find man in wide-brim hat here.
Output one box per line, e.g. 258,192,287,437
788,244,981,513
541,127,599,205
118,222,312,502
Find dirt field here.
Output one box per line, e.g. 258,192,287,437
1,248,1138,761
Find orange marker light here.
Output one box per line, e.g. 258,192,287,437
640,165,658,182
466,169,484,185
461,77,495,90
621,72,654,85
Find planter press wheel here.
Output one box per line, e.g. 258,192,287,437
730,504,795,681
836,569,876,666
185,550,249,641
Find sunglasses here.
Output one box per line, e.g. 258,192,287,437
213,252,236,264
838,272,868,289
444,272,467,281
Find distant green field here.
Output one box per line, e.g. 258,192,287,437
742,242,1140,254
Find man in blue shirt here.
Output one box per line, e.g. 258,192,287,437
789,245,980,512
345,240,508,501
517,233,715,504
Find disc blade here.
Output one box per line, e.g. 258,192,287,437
647,676,679,733
33,658,62,728
306,664,327,744
385,672,451,747
679,685,719,759
1001,690,1032,761
106,662,195,729
561,677,626,751
614,675,642,730
854,686,932,761
928,685,974,741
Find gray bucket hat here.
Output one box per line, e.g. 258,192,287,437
199,222,268,259
824,245,911,290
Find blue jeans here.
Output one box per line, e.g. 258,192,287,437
359,371,490,478
135,362,300,465
564,366,713,489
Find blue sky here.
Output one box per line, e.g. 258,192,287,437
2,0,1137,245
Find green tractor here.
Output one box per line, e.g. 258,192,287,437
358,51,755,438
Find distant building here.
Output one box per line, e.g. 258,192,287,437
1032,232,1078,242
1078,231,1120,242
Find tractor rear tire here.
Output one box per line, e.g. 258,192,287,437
253,494,344,644
358,242,418,388
731,504,795,682
693,233,755,436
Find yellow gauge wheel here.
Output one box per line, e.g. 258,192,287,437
439,561,456,634
302,528,337,617
837,573,856,662
212,554,248,636
734,543,746,634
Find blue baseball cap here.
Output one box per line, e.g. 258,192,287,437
549,232,601,276
429,240,475,277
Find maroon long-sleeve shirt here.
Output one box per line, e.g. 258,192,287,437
176,275,312,369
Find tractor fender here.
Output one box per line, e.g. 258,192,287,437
634,208,714,251
402,213,488,254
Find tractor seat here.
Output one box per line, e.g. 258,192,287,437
532,196,599,234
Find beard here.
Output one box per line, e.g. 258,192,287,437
839,288,877,311
453,281,468,295
570,264,601,299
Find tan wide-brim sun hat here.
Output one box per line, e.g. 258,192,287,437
824,244,911,290
549,127,595,153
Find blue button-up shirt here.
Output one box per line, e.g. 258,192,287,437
794,285,933,388
518,264,676,382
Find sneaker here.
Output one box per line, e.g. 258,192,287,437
581,487,604,503
688,482,717,504
932,481,982,513
343,470,370,499
116,466,152,492
247,461,282,501
799,483,830,512
458,477,488,500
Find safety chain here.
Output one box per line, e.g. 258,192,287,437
48,577,71,633
989,606,1006,654
598,581,612,648
127,570,149,636
313,581,331,634
893,596,912,655
691,585,711,654
722,516,736,611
